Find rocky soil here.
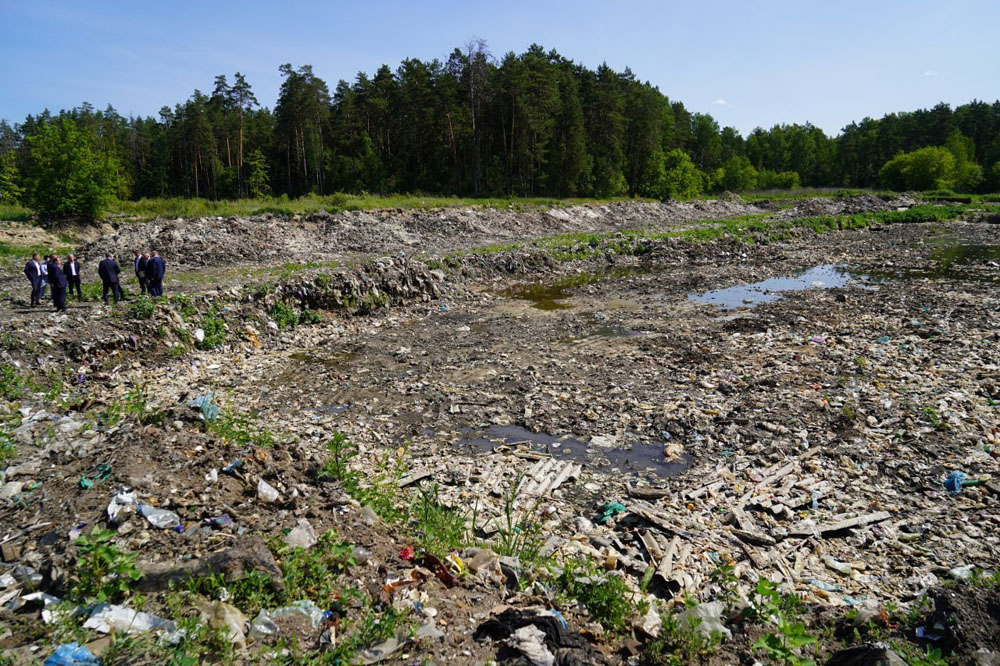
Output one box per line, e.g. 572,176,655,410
1,197,998,665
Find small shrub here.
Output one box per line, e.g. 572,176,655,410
299,307,321,325
0,430,15,465
169,293,197,318
269,302,299,329
198,314,226,349
70,528,142,603
127,295,155,320
557,556,634,632
410,483,468,555
207,409,274,448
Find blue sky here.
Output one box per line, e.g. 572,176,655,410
1,0,997,136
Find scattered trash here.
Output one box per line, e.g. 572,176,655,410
508,624,555,666
79,463,112,489
106,487,137,524
359,631,407,664
139,504,182,530
257,478,280,503
43,643,99,666
595,501,627,524
284,518,317,549
188,393,220,422
84,603,177,635
677,602,731,640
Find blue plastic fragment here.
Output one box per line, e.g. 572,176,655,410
944,470,967,495
188,393,220,422
44,643,100,666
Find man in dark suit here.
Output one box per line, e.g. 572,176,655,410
97,253,122,305
147,250,166,297
23,253,43,306
47,255,68,313
133,250,147,295
65,254,83,300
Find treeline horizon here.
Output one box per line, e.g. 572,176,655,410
2,41,1000,214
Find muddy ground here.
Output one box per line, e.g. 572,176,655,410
1,197,999,665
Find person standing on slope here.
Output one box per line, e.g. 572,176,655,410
23,253,43,306
133,249,147,295
47,255,68,313
98,253,122,305
65,254,83,301
146,250,166,297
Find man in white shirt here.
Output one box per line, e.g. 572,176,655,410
23,254,43,306
65,254,83,300
38,255,49,300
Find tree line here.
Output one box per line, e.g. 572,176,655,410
2,42,999,218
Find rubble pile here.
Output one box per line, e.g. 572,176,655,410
79,199,766,268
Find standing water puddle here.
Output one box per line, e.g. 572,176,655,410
498,266,649,310
455,425,690,478
689,264,862,309
690,245,999,310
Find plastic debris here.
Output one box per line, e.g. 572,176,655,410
677,602,731,640
944,470,967,495
595,501,627,524
84,603,177,634
188,393,220,422
106,487,138,524
248,609,278,642
79,463,112,489
43,643,100,666
257,478,280,503
284,518,317,549
507,624,555,666
139,504,182,530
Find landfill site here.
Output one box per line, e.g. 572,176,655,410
1,194,999,665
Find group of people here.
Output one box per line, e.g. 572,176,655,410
23,253,82,312
23,249,167,311
133,250,167,298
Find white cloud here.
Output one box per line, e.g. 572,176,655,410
712,98,730,106
924,69,940,77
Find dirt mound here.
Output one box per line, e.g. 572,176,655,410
772,194,897,219
77,200,765,268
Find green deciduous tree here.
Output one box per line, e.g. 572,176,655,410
715,155,758,192
23,118,123,220
0,150,23,204
657,148,701,199
878,146,956,191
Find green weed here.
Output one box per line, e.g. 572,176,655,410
644,606,724,665
490,476,545,568
410,483,468,555
70,528,142,603
269,302,299,329
124,381,165,426
556,556,634,632
317,432,405,522
127,294,156,319
0,429,14,465
274,530,356,607
206,409,274,448
748,579,816,666
0,364,25,400
198,313,227,349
